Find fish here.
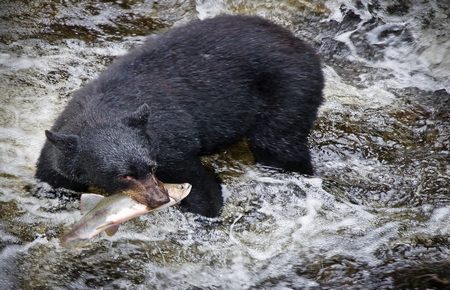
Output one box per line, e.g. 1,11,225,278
60,183,191,247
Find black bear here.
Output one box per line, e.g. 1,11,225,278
36,15,324,217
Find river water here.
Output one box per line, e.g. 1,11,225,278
0,1,449,289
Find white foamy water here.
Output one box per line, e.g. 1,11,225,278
324,0,450,92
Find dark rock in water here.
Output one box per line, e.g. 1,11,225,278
391,262,450,289
386,1,411,16
319,37,351,59
0,200,24,220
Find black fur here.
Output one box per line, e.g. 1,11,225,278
36,15,324,217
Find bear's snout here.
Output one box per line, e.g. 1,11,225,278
122,175,170,209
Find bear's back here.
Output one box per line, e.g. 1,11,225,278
56,15,322,149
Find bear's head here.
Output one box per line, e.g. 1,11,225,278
45,104,170,208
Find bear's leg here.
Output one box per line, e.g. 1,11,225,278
156,157,223,217
248,119,314,175
247,61,322,175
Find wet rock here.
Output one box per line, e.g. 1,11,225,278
0,200,25,220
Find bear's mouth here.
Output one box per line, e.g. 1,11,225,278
122,175,170,209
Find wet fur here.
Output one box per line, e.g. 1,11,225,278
36,15,324,217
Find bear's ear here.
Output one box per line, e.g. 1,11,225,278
124,103,151,127
45,130,79,153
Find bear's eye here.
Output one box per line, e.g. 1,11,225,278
119,174,135,181
148,163,157,174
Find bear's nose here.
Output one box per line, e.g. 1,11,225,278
139,175,170,208
123,175,169,208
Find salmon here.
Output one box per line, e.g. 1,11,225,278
61,183,191,247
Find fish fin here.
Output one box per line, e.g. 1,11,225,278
105,225,120,236
80,193,105,215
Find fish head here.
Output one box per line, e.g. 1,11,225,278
164,183,192,203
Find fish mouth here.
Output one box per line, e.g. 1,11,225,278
161,182,192,204
168,183,192,203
